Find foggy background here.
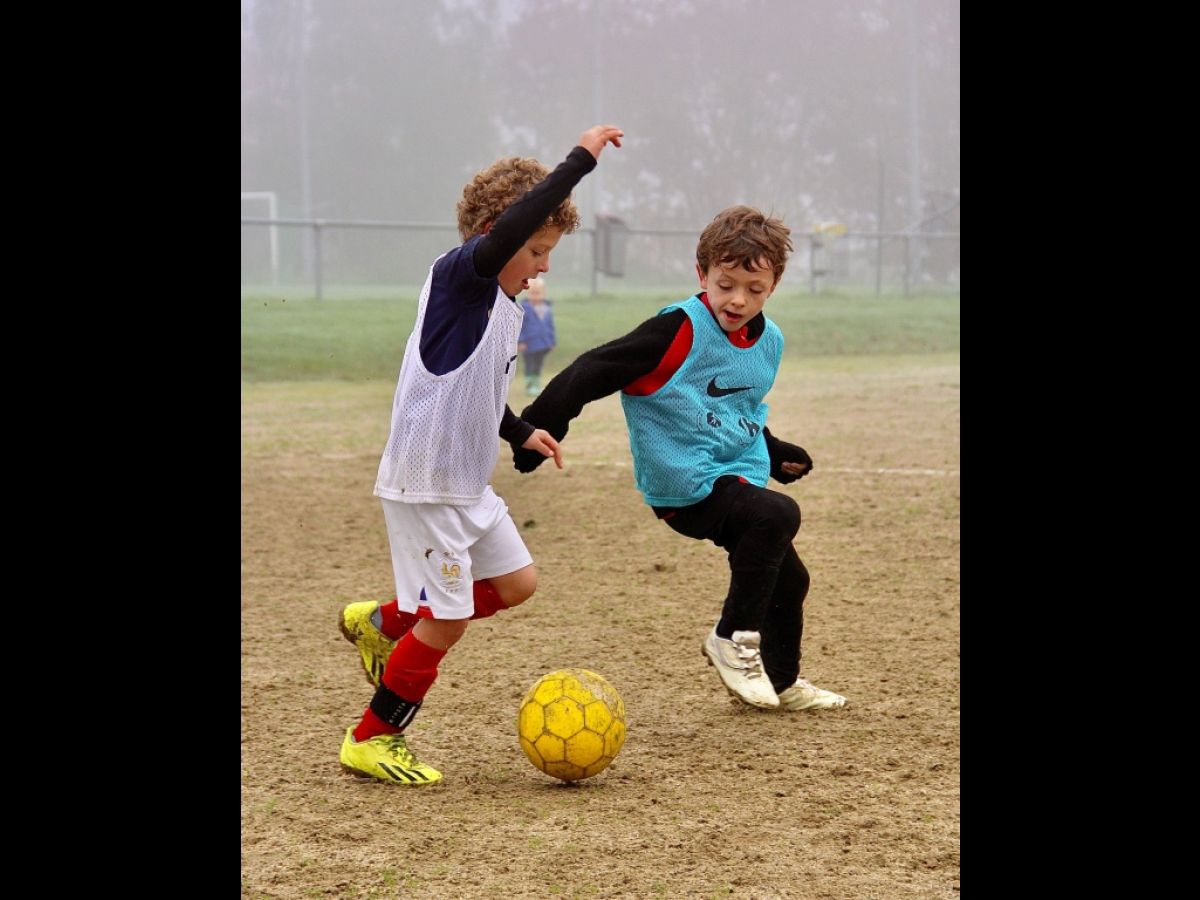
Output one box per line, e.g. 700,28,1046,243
240,0,959,295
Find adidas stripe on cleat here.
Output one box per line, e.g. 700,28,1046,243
338,726,443,785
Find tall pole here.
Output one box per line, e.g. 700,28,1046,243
875,151,885,298
906,0,924,291
591,0,603,214
590,0,602,296
298,0,315,290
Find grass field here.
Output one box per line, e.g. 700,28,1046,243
241,289,960,383
241,288,960,898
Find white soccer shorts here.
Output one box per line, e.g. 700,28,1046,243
380,486,533,620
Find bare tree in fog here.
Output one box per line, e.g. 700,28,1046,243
242,0,958,234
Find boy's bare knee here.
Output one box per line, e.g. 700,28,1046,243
413,617,470,650
491,565,538,608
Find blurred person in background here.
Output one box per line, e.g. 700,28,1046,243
517,276,557,396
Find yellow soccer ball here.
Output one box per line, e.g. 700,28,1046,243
517,668,626,782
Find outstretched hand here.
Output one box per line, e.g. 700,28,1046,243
520,428,563,470
578,125,624,160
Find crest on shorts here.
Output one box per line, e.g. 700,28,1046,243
436,552,465,592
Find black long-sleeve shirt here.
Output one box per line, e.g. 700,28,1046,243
511,298,805,505
516,295,762,437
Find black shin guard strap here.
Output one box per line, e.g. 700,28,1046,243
369,683,423,730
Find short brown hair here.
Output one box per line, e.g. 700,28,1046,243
456,156,582,241
695,206,793,285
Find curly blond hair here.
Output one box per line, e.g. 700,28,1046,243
456,156,582,241
696,205,793,286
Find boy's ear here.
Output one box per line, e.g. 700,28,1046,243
480,222,493,235
695,263,707,288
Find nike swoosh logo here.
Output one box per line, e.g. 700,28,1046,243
707,377,753,397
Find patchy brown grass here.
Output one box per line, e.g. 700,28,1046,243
241,353,959,899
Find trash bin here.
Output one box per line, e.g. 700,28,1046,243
596,214,628,277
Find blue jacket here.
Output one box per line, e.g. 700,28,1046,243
518,300,556,353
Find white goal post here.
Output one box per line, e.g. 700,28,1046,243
241,191,279,287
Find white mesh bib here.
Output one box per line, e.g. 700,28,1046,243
374,261,522,504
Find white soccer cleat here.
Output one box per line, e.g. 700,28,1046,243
777,678,847,711
701,628,780,709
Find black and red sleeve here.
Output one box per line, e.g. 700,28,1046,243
508,310,688,467
473,147,597,279
499,405,535,446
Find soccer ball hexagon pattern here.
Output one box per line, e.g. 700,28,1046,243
518,668,626,781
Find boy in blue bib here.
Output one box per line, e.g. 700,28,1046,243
512,206,846,713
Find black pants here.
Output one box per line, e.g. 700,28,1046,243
523,349,549,377
661,476,809,692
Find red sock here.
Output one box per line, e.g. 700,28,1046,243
354,705,399,742
381,631,446,697
377,598,420,640
353,632,447,742
471,579,509,619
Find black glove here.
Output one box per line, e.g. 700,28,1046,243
767,435,813,484
513,444,549,473
512,402,563,473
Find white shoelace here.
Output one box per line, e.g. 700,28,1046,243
732,641,767,679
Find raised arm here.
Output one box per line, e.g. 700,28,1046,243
576,124,624,158
474,125,624,278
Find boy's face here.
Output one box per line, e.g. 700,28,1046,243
498,226,563,298
696,257,777,332
526,282,546,303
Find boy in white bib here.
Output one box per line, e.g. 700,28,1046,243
338,124,624,785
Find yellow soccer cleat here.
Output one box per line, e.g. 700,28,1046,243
339,727,443,785
338,601,396,687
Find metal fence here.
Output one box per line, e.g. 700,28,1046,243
240,217,959,299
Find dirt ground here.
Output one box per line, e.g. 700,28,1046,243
241,355,960,899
